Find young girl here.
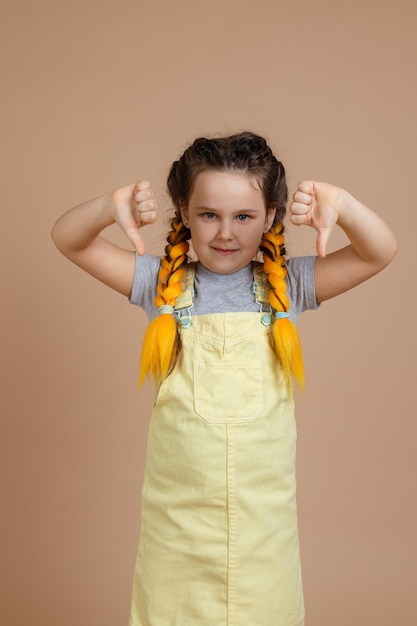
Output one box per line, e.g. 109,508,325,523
51,132,397,626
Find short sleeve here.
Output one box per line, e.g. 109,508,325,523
286,256,319,322
128,253,161,319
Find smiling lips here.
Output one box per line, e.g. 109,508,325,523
212,247,238,255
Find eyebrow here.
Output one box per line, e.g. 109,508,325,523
194,206,263,213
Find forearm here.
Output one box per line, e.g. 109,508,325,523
336,189,398,267
51,191,115,258
50,181,156,296
295,181,399,302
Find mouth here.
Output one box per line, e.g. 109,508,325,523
212,247,238,256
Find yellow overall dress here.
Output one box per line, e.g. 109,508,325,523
129,264,305,626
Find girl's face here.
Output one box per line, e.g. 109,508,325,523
181,169,276,275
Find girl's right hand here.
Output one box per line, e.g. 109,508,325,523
111,180,157,256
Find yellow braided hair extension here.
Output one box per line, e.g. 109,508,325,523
138,212,189,386
261,224,304,390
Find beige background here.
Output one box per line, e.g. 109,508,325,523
1,1,416,624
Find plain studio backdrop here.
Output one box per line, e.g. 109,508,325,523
1,1,416,624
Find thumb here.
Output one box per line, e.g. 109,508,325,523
125,226,145,256
316,227,332,258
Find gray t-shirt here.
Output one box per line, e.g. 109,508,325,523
129,254,319,323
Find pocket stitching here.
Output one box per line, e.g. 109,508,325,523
193,359,264,424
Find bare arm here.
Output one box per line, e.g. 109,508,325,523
290,181,398,303
51,181,157,297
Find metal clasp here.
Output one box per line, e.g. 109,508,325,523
175,289,195,329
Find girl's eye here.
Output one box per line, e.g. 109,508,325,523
237,214,250,222
203,212,216,219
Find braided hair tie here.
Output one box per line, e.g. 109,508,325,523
159,304,175,315
275,311,289,319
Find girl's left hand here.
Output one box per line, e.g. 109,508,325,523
290,181,343,258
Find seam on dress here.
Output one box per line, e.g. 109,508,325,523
227,424,236,625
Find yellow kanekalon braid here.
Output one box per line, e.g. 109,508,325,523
261,224,304,390
139,215,189,386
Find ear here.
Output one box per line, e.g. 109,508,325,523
179,200,189,227
264,206,276,232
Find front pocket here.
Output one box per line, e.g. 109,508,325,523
193,359,263,424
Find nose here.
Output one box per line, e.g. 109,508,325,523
217,219,233,240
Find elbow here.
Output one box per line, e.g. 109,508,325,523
50,221,63,252
50,222,58,246
378,236,398,272
50,221,59,249
387,235,399,265
50,219,71,257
